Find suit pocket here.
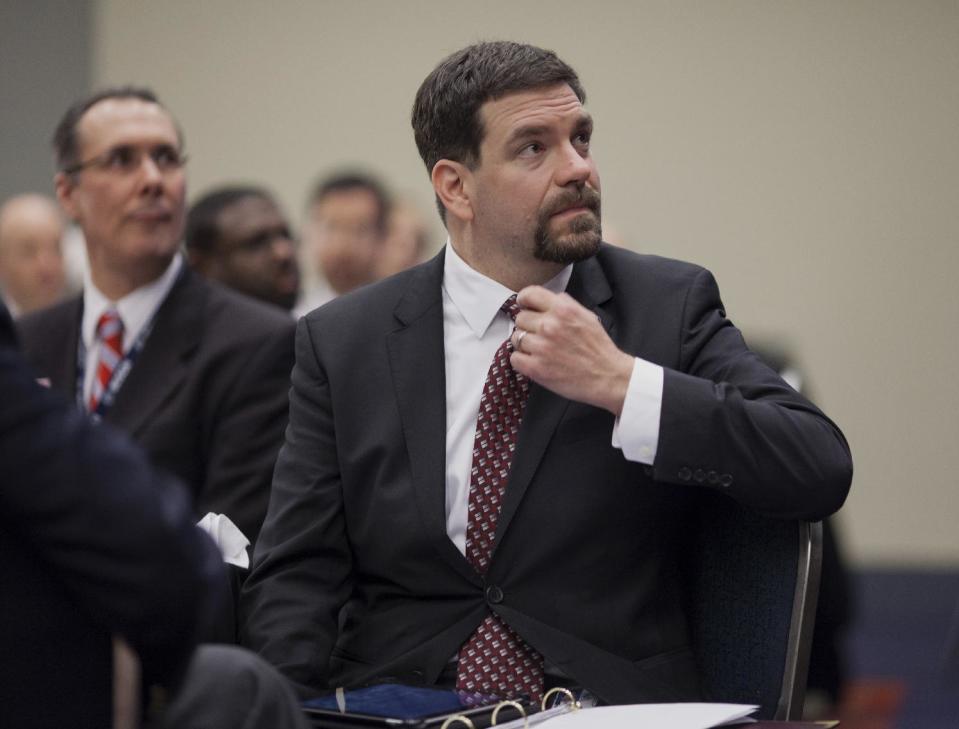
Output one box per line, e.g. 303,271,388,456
631,645,693,671
631,646,701,701
330,646,372,667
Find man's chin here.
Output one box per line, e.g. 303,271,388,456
534,218,602,264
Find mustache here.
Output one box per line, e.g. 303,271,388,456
542,186,601,218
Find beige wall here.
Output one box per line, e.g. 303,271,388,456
94,0,959,567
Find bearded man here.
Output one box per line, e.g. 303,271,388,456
242,41,852,705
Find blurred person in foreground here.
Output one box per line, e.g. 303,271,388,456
0,193,67,316
186,185,300,311
0,299,308,729
242,41,853,704
295,171,390,315
15,87,294,543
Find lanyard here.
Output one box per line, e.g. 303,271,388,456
76,315,157,421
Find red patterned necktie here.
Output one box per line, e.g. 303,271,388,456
88,307,124,413
455,294,545,701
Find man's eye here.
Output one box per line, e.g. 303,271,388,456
106,148,136,169
574,133,591,148
520,142,544,156
153,147,181,168
244,234,273,252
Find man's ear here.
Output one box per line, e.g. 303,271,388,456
54,172,80,222
431,160,473,223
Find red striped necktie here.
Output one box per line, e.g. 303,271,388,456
88,307,124,413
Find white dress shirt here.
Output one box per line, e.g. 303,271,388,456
81,254,183,405
442,243,664,555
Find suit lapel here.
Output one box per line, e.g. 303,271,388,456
388,252,478,582
19,296,84,400
48,298,83,398
105,270,203,437
493,255,615,547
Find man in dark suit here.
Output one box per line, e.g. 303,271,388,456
16,87,294,542
1,300,308,729
241,41,853,705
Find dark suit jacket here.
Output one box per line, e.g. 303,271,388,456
240,245,852,705
0,301,228,729
16,268,295,542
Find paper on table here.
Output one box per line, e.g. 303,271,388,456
495,703,757,729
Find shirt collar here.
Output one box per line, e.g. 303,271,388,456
0,292,20,319
442,241,573,339
82,253,183,351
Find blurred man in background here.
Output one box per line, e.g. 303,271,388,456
296,171,389,315
186,186,300,311
374,197,432,280
0,193,67,316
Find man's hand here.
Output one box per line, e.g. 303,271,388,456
511,286,634,416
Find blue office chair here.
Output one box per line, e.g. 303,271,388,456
682,492,823,720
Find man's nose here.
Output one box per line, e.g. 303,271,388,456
137,154,165,192
39,249,63,274
271,236,296,261
555,142,592,187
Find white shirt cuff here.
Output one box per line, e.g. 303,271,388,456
611,357,664,465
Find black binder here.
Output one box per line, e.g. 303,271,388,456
302,682,560,728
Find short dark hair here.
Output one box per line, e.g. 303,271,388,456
185,186,272,253
307,171,390,234
52,86,183,172
411,41,585,222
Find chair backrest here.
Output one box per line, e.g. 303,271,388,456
681,492,823,720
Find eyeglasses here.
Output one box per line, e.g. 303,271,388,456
62,144,188,176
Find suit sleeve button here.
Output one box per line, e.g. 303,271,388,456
720,473,733,487
678,467,692,482
707,470,719,484
486,585,504,604
693,469,706,483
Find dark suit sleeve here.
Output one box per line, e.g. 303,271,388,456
653,268,852,520
240,317,352,698
0,329,229,694
197,317,295,542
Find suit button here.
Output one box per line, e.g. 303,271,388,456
678,467,692,482
707,470,719,484
486,585,504,604
720,473,733,487
693,469,706,483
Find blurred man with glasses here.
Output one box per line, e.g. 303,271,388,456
17,87,294,545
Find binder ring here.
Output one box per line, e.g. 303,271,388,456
491,700,528,727
540,687,578,712
439,716,476,729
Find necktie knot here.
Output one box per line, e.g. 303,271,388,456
501,294,520,322
96,307,124,340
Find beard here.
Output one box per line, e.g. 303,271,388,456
533,185,602,264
